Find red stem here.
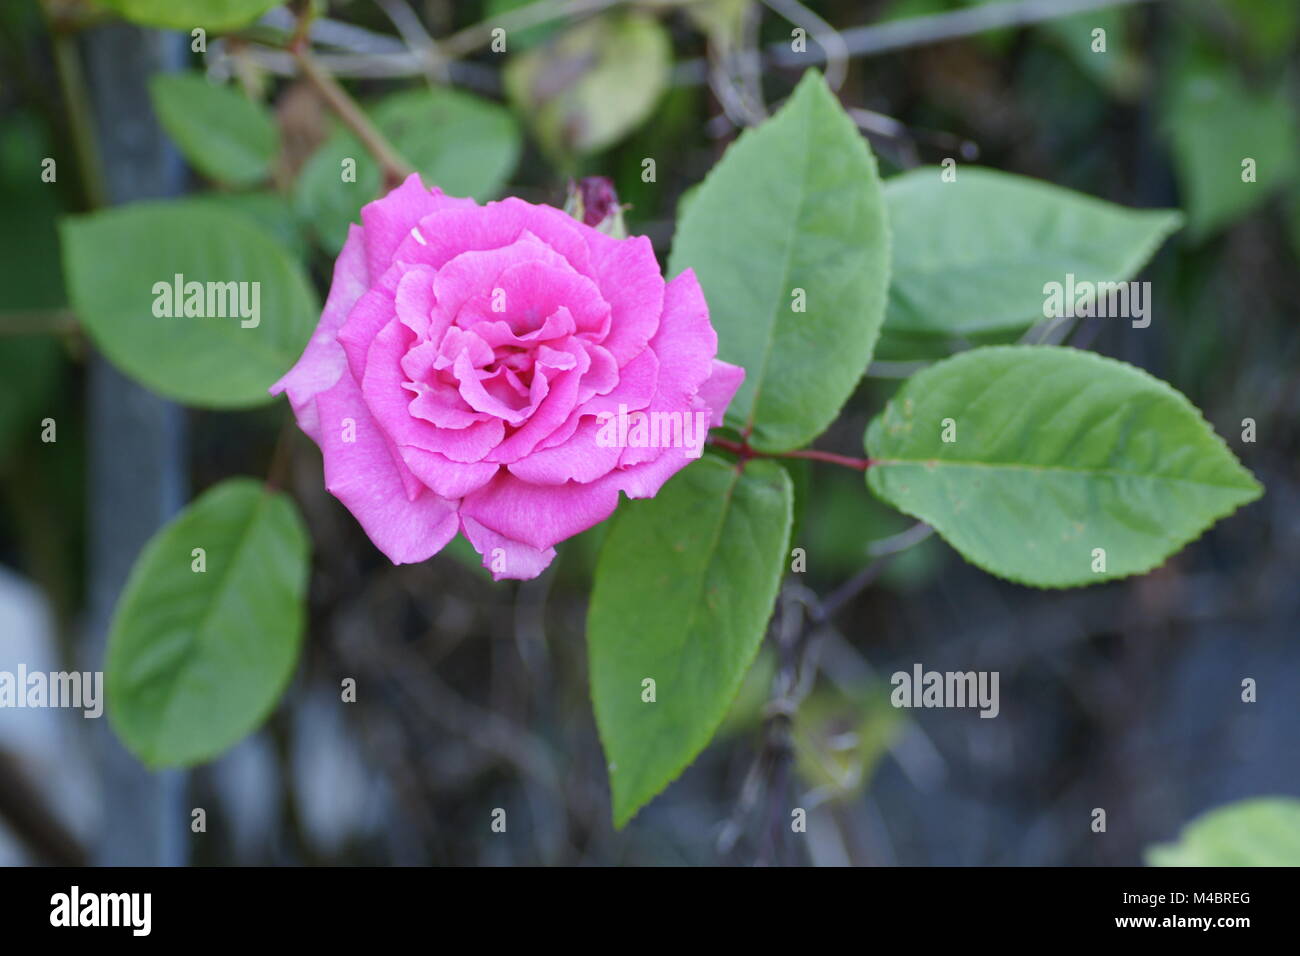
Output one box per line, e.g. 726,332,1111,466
708,436,875,472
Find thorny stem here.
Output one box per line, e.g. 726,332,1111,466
708,435,876,472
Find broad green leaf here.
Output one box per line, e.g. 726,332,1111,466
504,13,670,161
99,0,279,31
296,87,520,253
865,346,1261,588
187,190,307,260
669,70,890,453
106,479,310,767
60,200,318,408
588,456,792,827
1147,798,1300,866
879,167,1181,360
149,72,277,188
1165,63,1298,240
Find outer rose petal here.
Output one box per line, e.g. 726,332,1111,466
460,516,556,582
698,359,745,427
338,284,401,388
394,197,596,279
270,224,369,441
585,232,663,365
620,269,718,467
360,173,476,279
316,372,459,564
460,446,696,553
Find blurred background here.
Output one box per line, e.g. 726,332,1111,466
0,0,1296,865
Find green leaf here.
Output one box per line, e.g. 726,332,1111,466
879,167,1181,360
504,12,671,160
669,70,890,453
1147,797,1300,866
99,0,279,31
60,199,318,408
186,190,307,260
588,456,792,827
106,479,310,767
149,72,278,188
296,87,521,253
864,346,1261,588
1165,62,1298,240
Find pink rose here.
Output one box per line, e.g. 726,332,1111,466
272,174,745,580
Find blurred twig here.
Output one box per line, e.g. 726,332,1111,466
244,0,1158,90
289,40,416,188
374,0,447,83
0,309,78,336
440,0,628,58
868,521,934,559
676,0,1161,83
760,0,848,90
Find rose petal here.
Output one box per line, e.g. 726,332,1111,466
461,447,697,552
394,197,596,279
394,265,438,339
400,446,499,498
620,269,718,466
472,306,577,350
362,318,505,461
338,285,398,387
584,232,662,365
459,516,557,582
316,372,459,564
485,341,590,462
505,418,623,485
431,231,571,320
456,259,610,338
698,359,746,427
270,224,369,441
360,173,476,279
406,378,491,429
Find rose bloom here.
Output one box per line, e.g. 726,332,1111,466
273,175,744,580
